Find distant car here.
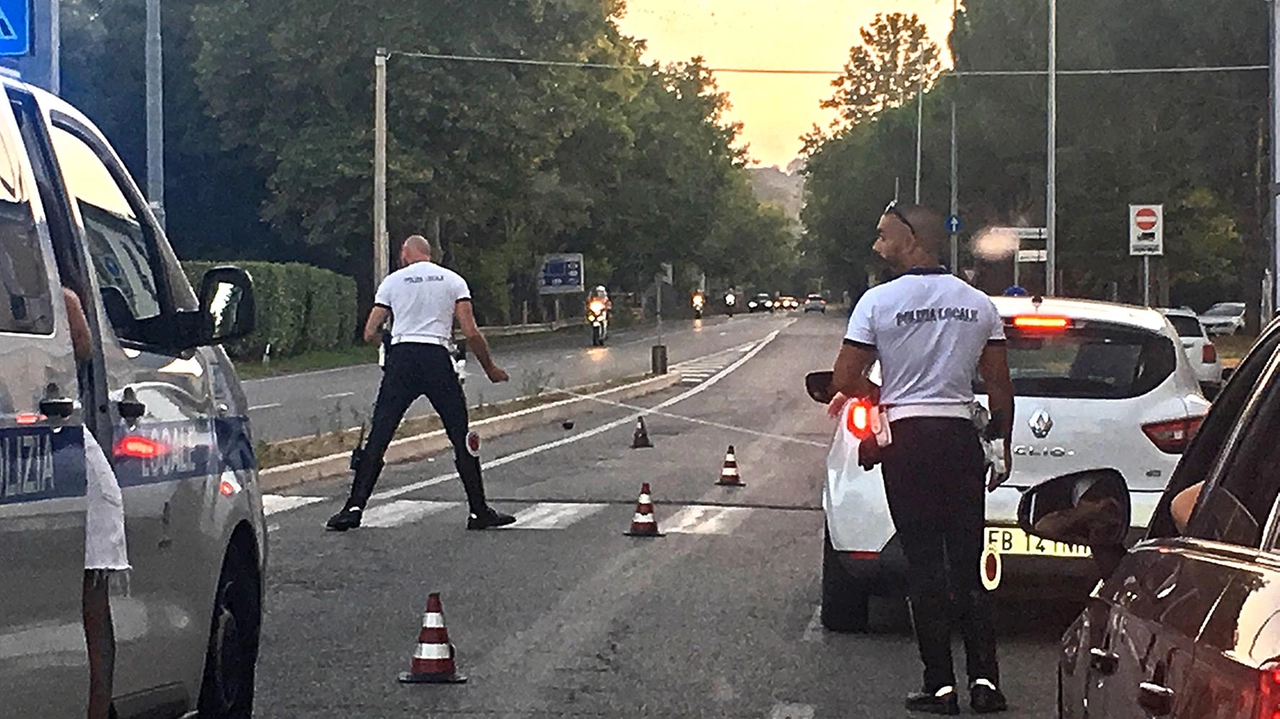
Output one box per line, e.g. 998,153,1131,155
1198,301,1246,335
803,293,826,313
747,293,773,313
818,297,1210,632
1019,314,1280,719
778,296,799,310
1159,308,1223,395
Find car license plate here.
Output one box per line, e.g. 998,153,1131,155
985,526,1091,558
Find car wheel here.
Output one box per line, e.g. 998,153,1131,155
198,544,262,719
821,527,870,632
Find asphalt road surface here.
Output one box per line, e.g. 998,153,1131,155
254,313,1074,718
244,313,798,443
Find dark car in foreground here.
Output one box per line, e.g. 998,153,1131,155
1020,317,1280,718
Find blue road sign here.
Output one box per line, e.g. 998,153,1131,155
0,0,30,57
538,253,585,295
946,214,962,234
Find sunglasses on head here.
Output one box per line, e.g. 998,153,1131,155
883,201,917,236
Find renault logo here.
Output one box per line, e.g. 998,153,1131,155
1029,409,1053,439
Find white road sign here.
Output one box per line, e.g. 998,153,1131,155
1129,205,1164,256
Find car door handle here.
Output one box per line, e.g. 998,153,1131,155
1089,648,1119,676
117,387,146,420
38,397,76,418
1138,681,1175,717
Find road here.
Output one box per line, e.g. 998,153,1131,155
253,313,1070,718
243,313,797,443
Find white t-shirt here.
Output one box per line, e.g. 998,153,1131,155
374,261,471,345
844,269,1004,408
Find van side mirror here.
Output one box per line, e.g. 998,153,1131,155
1017,469,1131,549
198,266,255,344
805,371,834,404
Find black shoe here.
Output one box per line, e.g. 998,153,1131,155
325,506,362,532
970,680,1008,713
466,507,516,530
905,686,960,715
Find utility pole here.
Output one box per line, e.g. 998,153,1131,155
1271,0,1280,318
145,0,164,229
373,48,389,287
914,87,924,203
1046,0,1058,295
949,0,959,275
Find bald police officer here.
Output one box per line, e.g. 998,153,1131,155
828,203,1015,714
327,235,516,532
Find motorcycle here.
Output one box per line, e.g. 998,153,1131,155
692,292,705,320
725,291,737,317
587,298,609,346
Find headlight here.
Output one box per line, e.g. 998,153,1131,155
748,302,757,308
589,300,605,313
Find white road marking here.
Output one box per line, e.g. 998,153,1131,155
512,502,607,529
249,402,282,411
769,703,815,719
369,326,789,504
360,500,461,528
262,494,326,515
321,392,355,400
802,605,824,643
663,505,752,535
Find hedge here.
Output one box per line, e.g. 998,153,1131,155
182,260,357,361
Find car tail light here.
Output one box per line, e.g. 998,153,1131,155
846,401,873,440
114,435,167,459
1012,316,1070,330
1258,662,1280,719
1202,343,1218,363
1142,416,1204,454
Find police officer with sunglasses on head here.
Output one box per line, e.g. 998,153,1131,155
826,202,1015,714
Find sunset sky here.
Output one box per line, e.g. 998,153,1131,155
615,0,958,169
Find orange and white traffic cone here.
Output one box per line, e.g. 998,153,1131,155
716,445,744,487
631,417,653,449
398,593,468,684
624,482,664,537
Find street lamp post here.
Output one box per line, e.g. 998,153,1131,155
1046,0,1058,295
145,0,164,229
373,48,389,287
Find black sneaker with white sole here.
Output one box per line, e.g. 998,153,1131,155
905,686,960,715
466,507,517,530
325,506,363,532
970,679,1008,713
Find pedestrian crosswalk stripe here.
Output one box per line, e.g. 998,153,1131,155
662,505,752,535
263,494,326,516
361,500,461,528
512,502,607,529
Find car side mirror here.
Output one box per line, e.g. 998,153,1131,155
805,370,834,404
199,266,256,344
1017,469,1131,547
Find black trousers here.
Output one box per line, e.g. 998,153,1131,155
344,343,487,514
880,417,999,691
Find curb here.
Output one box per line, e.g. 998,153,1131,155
258,372,683,493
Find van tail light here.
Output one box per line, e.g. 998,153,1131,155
846,401,874,440
1142,416,1204,454
1258,662,1280,719
1202,343,1218,363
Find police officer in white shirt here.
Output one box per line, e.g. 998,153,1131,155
827,202,1015,715
327,235,516,531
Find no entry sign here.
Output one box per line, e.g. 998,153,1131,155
1129,205,1164,256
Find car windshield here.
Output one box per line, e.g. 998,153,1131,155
1165,315,1205,338
974,324,1177,399
1203,303,1245,317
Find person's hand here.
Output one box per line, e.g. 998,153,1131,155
826,392,849,418
986,441,1013,492
486,365,510,383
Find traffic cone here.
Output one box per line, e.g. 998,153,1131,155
624,482,664,537
398,593,468,684
631,417,653,449
716,445,744,487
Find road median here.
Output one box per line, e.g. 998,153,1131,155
258,371,682,492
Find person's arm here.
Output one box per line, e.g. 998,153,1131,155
454,300,508,382
62,287,92,362
831,344,879,402
363,305,391,344
977,342,1015,490
1171,481,1203,534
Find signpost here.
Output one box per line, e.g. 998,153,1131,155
0,0,31,57
537,253,585,295
1129,205,1164,306
991,227,1048,288
652,263,672,375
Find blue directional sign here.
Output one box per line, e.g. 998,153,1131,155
538,253,585,295
946,214,962,234
0,0,30,57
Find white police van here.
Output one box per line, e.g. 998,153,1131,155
0,76,265,716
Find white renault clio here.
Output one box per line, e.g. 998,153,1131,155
820,296,1211,631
